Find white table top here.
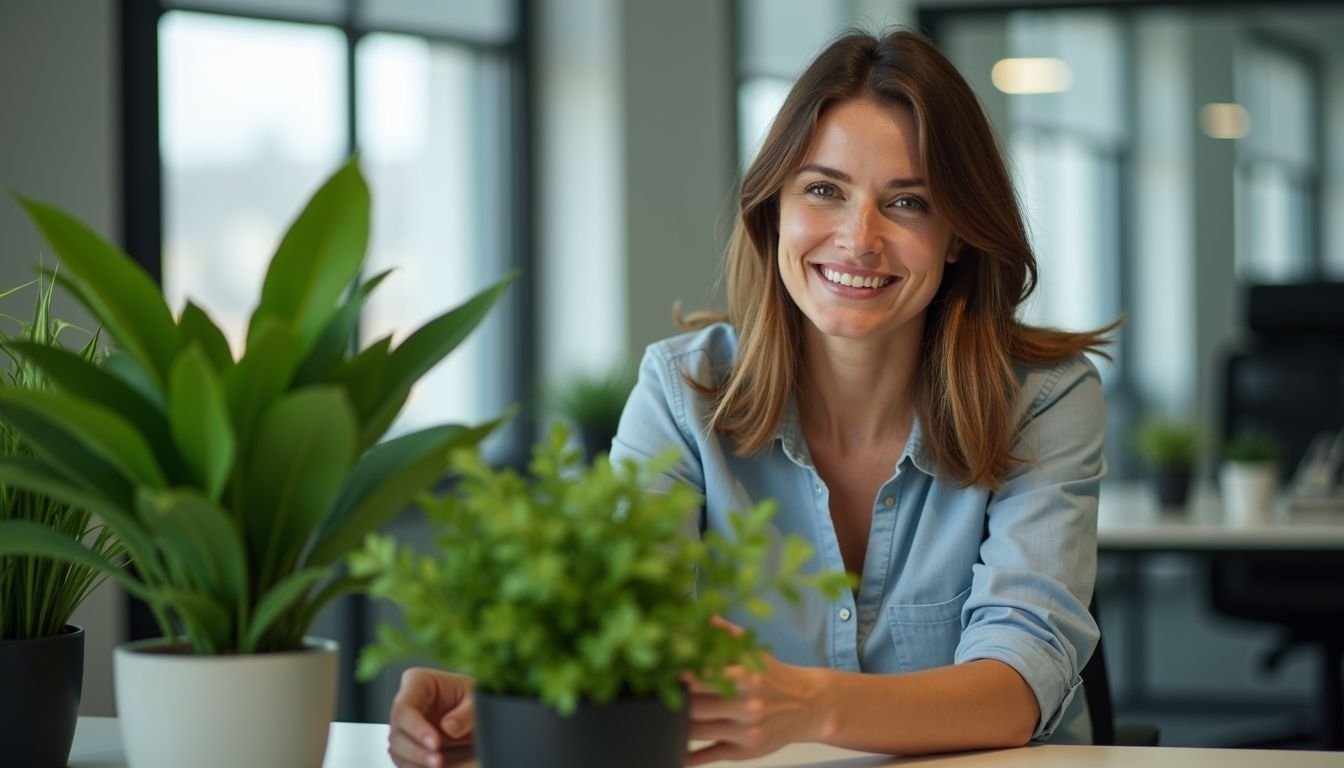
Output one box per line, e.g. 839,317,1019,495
69,716,1344,767
1098,482,1344,552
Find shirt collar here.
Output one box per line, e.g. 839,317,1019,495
775,396,935,476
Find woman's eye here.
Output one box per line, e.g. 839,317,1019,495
805,182,840,198
890,194,930,213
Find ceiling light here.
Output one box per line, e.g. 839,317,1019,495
991,58,1073,95
1200,103,1251,139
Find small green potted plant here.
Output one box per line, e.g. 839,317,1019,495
0,274,112,768
1220,431,1280,525
352,424,851,768
1133,419,1201,508
547,363,637,460
0,159,510,768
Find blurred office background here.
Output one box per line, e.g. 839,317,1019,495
1,0,1341,749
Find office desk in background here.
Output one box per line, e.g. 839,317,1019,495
66,716,1344,767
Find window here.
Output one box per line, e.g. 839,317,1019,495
152,0,525,451
1236,38,1318,283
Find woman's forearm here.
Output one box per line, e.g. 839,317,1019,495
808,659,1040,754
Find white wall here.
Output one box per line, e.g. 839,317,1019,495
0,0,123,717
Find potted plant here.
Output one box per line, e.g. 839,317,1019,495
547,363,637,460
1133,419,1201,508
0,274,111,768
1220,431,1280,525
0,159,511,768
352,425,851,768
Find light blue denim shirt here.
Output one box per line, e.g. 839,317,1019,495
610,322,1102,743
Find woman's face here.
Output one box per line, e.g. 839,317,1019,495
776,98,956,345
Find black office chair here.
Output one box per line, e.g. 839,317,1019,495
1082,594,1161,746
1212,282,1344,750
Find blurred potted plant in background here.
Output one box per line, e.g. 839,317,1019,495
0,273,111,768
547,363,636,460
1220,431,1280,525
353,424,852,768
1133,419,1201,508
0,160,511,768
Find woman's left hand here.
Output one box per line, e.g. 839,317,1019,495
686,621,832,766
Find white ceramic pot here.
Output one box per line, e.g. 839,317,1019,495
1219,461,1278,525
114,636,338,768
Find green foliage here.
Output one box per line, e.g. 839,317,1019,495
351,424,853,715
0,160,510,654
1223,431,1279,463
1132,419,1201,469
547,364,637,432
0,273,122,640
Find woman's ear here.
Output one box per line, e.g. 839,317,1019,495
946,236,962,264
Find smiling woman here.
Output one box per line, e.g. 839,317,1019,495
389,27,1121,767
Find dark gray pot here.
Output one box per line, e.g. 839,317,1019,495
0,624,84,768
474,690,688,768
1153,466,1192,508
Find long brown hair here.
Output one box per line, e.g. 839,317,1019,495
684,28,1116,490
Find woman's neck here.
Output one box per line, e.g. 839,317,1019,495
799,323,923,453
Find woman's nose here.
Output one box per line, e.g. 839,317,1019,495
835,204,882,256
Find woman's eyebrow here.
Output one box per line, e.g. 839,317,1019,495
797,163,926,188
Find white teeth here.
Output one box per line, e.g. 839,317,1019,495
820,267,891,289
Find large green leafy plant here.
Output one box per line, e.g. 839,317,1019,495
0,160,509,654
353,425,851,714
0,275,118,639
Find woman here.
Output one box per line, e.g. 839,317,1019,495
389,28,1113,767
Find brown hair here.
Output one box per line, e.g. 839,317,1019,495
683,28,1116,490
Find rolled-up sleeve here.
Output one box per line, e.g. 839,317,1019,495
610,344,706,498
954,357,1104,740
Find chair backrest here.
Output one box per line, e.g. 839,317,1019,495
1080,595,1117,746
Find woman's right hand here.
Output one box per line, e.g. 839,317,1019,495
388,668,476,768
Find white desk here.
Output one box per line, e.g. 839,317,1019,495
1098,482,1344,553
69,716,1343,767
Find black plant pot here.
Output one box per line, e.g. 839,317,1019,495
474,690,688,768
1153,466,1192,508
0,624,84,768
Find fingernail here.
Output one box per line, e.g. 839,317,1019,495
444,718,461,736
424,734,436,748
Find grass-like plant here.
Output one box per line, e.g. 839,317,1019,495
1133,419,1201,469
352,424,852,714
548,364,636,435
0,159,510,654
0,275,119,640
1223,431,1279,463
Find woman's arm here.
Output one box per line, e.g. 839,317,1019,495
688,651,1037,765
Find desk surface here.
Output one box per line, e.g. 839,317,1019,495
69,716,1344,767
1098,482,1344,552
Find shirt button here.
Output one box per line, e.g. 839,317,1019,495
839,608,852,621
814,482,823,494
884,496,895,508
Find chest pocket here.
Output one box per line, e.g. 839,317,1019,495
888,587,971,673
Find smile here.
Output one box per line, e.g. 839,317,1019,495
817,265,894,290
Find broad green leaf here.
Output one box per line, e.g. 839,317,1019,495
0,389,166,489
380,276,514,416
18,196,179,380
169,346,235,500
244,567,327,653
292,268,394,387
306,419,502,567
179,301,235,373
330,335,391,417
0,456,163,583
0,392,136,506
137,488,245,606
101,349,167,410
241,387,357,589
5,340,183,479
151,588,231,654
225,319,304,456
247,159,369,353
0,520,148,600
